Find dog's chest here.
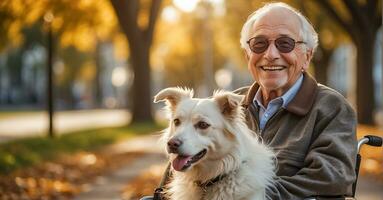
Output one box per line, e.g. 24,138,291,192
172,174,252,200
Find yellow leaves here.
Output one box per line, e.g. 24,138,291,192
96,1,118,40
24,1,46,25
7,20,24,48
1,151,145,199
138,10,150,30
78,0,94,9
80,153,97,165
113,33,129,60
2,0,118,52
57,0,118,52
51,16,64,31
14,176,81,197
320,29,335,50
79,61,96,82
364,159,381,174
6,0,24,16
60,25,96,52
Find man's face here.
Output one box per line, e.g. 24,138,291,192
246,8,312,96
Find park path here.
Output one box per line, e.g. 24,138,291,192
73,134,167,200
72,135,383,200
0,109,130,142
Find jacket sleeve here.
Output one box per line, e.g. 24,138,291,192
266,99,358,199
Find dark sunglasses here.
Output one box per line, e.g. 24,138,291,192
246,36,306,54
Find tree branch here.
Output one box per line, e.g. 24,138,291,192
110,0,141,41
145,0,162,45
366,0,378,21
313,0,358,43
343,0,369,31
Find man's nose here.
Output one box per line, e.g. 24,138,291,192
167,138,183,153
264,42,280,61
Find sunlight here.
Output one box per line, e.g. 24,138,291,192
112,67,127,87
173,0,199,12
162,6,179,23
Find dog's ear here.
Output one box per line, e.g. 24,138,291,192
154,87,194,107
214,91,244,117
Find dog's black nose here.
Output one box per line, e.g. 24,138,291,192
167,138,183,153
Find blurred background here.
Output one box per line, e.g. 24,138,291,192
0,0,382,200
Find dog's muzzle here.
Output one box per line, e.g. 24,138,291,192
167,138,183,153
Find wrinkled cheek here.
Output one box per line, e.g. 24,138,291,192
248,65,257,80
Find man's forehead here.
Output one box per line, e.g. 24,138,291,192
251,7,301,37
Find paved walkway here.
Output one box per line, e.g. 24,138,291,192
74,135,167,200
0,109,130,142
74,153,166,200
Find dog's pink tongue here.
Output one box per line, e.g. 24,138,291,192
172,155,192,171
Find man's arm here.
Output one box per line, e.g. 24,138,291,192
266,100,358,199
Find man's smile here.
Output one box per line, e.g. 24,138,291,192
260,65,287,71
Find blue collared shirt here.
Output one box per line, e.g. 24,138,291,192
253,74,303,130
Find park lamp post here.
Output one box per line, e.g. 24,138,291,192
44,11,55,138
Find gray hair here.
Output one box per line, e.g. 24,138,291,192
240,2,318,54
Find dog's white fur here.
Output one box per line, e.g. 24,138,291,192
154,87,275,200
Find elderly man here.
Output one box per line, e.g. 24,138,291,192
238,2,357,199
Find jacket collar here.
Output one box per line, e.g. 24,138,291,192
242,72,318,116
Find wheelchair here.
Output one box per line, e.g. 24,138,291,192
140,135,383,200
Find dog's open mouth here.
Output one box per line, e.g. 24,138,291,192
172,149,207,171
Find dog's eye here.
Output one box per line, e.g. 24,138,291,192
196,121,210,129
173,118,181,126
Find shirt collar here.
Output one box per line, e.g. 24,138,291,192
243,72,318,116
281,74,303,108
253,74,304,108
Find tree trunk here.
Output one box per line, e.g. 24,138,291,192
313,47,333,85
356,36,375,124
130,44,153,123
110,0,161,124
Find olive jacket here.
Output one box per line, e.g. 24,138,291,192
237,72,357,199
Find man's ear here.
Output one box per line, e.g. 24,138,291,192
214,91,244,118
302,49,313,71
154,87,194,108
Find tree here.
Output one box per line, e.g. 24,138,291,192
0,0,120,109
313,0,382,125
110,0,162,123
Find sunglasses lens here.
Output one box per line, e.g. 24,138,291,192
248,36,297,53
275,37,295,53
249,37,269,53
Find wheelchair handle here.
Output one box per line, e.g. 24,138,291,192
358,135,383,153
363,135,383,146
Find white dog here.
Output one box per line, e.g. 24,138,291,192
154,87,275,200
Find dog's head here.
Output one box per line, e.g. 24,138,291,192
154,87,244,172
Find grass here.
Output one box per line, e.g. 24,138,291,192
0,122,164,174
0,110,41,119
